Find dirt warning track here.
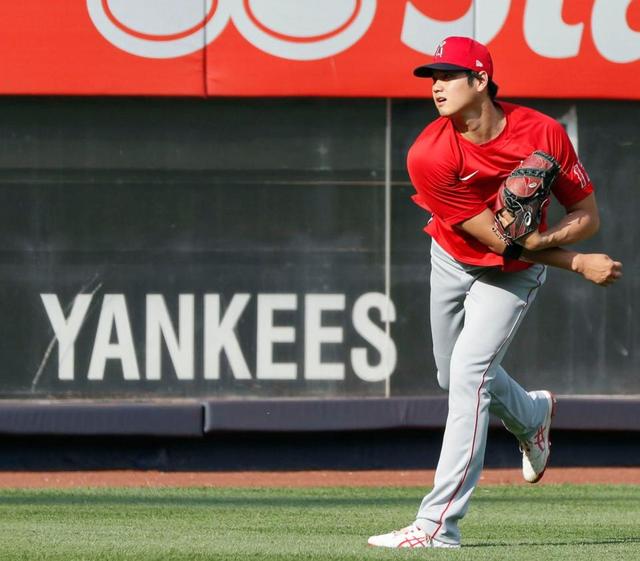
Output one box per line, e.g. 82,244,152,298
0,468,638,488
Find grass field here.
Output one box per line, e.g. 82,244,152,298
0,485,638,560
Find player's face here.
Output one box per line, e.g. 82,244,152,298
431,70,478,117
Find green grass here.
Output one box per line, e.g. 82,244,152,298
0,485,638,560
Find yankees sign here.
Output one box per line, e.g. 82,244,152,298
38,291,397,388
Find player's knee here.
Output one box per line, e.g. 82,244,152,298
437,369,450,391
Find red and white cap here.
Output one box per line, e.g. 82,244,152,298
414,36,494,79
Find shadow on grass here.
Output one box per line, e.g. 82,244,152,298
465,537,640,548
0,493,416,509
473,494,639,504
0,489,638,509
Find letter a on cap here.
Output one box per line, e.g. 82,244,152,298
435,40,446,58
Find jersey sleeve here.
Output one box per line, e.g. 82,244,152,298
407,148,487,225
547,121,594,208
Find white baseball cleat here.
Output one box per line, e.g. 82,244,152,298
367,524,460,549
520,390,557,483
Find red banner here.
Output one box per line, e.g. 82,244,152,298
2,1,639,98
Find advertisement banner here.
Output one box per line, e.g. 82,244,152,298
1,1,639,98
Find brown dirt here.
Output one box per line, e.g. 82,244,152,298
0,467,638,488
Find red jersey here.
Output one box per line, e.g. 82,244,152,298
407,101,594,272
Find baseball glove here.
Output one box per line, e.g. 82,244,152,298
494,150,561,243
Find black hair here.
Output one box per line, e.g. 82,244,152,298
467,71,498,100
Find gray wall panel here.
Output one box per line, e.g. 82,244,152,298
0,97,636,399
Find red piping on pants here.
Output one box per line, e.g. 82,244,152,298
429,266,545,541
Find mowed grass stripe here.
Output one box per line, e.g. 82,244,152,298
0,485,637,561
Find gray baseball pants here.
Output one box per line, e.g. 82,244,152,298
415,240,550,545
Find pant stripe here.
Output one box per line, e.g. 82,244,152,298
429,265,545,541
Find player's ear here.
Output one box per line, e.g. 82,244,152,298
475,71,489,93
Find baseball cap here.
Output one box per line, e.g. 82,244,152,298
414,36,497,88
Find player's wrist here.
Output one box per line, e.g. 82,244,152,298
502,243,523,260
571,253,584,274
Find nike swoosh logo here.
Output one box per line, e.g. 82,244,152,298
459,170,480,182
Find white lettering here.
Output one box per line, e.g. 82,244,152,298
351,292,397,382
146,294,194,380
204,294,252,380
401,0,510,54
41,294,93,381
42,291,403,386
90,0,377,61
524,0,583,58
87,294,140,380
592,0,640,63
256,294,297,379
87,0,640,69
304,294,345,380
86,0,231,59
475,0,512,44
229,0,377,61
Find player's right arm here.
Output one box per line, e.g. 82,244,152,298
520,247,622,287
458,208,623,286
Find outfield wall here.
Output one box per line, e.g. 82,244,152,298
0,397,638,470
0,97,637,402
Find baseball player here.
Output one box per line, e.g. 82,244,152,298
368,36,622,549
